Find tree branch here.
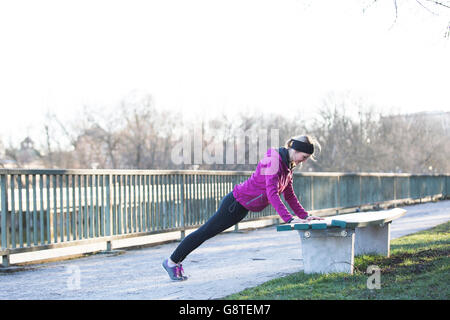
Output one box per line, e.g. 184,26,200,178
362,0,379,13
424,0,450,9
388,0,399,30
416,0,439,15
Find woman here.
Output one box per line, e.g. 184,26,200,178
162,135,323,281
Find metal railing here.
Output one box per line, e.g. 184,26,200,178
1,169,448,266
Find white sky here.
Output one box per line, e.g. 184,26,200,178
1,0,449,147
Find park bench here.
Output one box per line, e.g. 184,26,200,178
277,208,407,274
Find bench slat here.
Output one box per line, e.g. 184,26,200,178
277,224,294,231
330,208,406,228
293,223,310,230
310,221,328,229
276,208,406,231
276,218,333,231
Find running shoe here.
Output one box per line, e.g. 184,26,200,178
162,259,188,281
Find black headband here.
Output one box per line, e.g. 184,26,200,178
290,139,314,154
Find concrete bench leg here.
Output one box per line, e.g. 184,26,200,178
297,229,355,274
355,223,390,257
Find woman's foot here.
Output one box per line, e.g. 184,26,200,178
162,259,188,281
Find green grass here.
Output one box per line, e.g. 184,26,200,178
224,222,450,300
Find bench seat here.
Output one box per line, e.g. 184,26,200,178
330,208,406,228
277,208,407,274
277,208,406,231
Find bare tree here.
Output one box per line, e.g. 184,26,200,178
379,112,450,173
0,137,5,168
10,89,448,174
117,93,157,169
363,0,450,37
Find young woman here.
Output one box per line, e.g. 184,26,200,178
162,135,323,281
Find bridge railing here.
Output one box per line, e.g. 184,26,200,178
1,169,448,266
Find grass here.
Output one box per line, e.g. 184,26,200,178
224,222,450,300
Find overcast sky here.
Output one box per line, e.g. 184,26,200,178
1,0,449,147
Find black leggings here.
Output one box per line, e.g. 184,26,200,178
170,191,249,263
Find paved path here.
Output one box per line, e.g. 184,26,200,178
1,200,450,300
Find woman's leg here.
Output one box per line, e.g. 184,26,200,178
169,191,248,264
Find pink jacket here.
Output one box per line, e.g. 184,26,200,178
232,148,308,222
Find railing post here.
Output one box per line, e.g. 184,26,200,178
2,251,10,267
445,174,449,200
394,175,397,201
233,175,239,232
180,174,186,240
106,240,112,252
105,174,111,237
359,175,362,210
1,173,10,267
336,175,340,215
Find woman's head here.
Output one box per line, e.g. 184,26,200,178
285,135,321,167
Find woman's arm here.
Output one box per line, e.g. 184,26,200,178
264,172,294,223
283,179,308,219
283,180,323,221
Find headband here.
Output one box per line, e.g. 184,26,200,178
290,139,314,154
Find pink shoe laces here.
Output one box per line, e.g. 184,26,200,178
175,264,185,278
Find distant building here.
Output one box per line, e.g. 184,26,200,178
0,137,44,169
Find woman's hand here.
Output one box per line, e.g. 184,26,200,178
289,217,308,224
305,215,324,221
289,215,323,224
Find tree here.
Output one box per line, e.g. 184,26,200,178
364,0,450,37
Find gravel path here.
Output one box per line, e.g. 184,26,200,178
1,200,449,300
